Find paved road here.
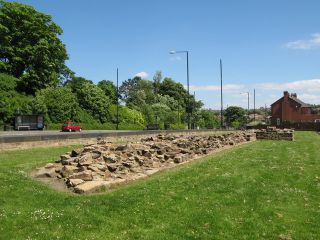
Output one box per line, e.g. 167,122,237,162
0,129,225,144
0,130,135,137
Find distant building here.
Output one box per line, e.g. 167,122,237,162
271,91,320,126
249,113,266,122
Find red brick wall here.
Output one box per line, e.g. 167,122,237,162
271,94,320,124
271,100,282,125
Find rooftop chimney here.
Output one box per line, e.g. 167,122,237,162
283,91,289,96
291,93,297,98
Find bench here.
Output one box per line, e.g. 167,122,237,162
17,125,31,131
146,124,160,130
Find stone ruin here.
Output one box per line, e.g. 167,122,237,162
34,132,256,194
255,126,294,141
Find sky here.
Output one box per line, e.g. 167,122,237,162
11,0,320,109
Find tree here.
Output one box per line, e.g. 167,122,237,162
198,109,219,129
159,78,188,106
97,80,117,104
0,72,17,92
65,76,93,94
224,106,246,127
32,87,78,123
108,105,145,127
153,70,162,95
75,82,111,123
0,73,33,124
119,76,141,102
0,1,71,95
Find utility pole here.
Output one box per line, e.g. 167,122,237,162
169,50,190,129
220,59,223,129
193,91,196,129
116,68,119,130
254,88,256,122
265,103,267,123
247,92,250,124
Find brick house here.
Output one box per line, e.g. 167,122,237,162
271,91,320,126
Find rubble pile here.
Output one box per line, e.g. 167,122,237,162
256,127,294,141
34,132,256,194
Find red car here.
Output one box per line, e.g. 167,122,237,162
62,121,82,132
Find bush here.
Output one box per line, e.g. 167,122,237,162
231,120,241,129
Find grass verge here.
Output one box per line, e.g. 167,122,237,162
0,132,319,239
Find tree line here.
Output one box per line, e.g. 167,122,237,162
0,1,251,130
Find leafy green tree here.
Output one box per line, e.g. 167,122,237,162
0,72,17,92
108,105,145,127
224,106,246,127
75,82,111,123
159,78,188,107
0,1,71,94
151,103,171,124
64,76,93,93
32,87,78,123
119,76,141,102
153,71,162,95
97,80,117,104
0,73,33,124
65,76,114,123
127,89,147,109
157,95,179,110
197,109,219,129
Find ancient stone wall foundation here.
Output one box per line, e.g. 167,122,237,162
255,127,294,141
34,131,256,194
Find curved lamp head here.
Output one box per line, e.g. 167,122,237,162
169,51,176,54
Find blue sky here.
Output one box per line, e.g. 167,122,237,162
12,0,320,109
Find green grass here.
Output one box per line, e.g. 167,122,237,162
0,132,320,239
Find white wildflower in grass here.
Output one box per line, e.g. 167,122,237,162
31,209,64,222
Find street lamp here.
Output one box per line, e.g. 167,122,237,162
170,50,190,129
240,91,250,123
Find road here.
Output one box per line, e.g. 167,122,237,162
0,129,231,145
0,130,136,137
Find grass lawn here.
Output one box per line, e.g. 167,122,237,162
0,132,320,239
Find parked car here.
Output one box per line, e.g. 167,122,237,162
61,121,82,132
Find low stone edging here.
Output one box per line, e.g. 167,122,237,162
255,127,294,141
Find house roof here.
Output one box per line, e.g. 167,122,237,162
271,95,311,108
289,96,311,107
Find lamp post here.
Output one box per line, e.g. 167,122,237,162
240,91,250,123
170,50,190,129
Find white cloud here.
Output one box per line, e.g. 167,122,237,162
134,71,148,79
284,33,320,49
257,79,320,92
298,94,320,104
189,84,244,91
